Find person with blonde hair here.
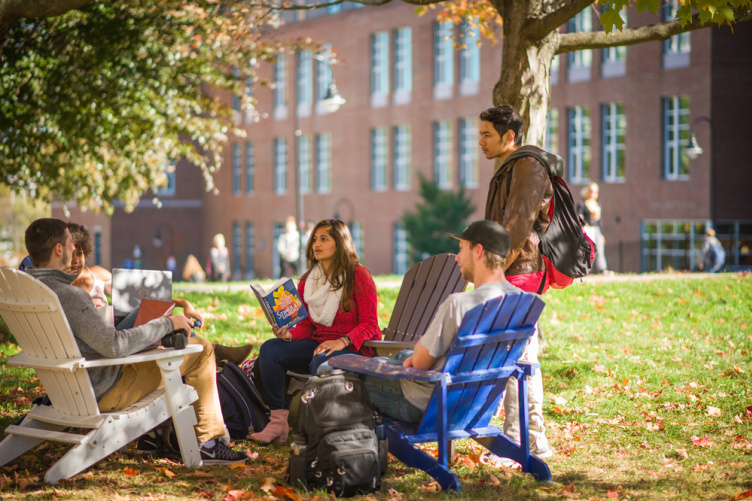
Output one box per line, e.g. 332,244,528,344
209,233,230,282
250,219,381,444
577,182,608,274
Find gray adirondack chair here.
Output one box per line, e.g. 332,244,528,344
0,267,203,483
365,253,467,357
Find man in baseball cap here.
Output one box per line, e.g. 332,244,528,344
360,220,521,424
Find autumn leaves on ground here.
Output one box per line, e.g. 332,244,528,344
0,273,750,500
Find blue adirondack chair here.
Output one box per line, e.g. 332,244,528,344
329,291,551,493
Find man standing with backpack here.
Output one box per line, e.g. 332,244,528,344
480,105,555,461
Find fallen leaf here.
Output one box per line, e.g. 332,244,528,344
229,462,249,470
675,448,689,459
158,467,176,478
123,467,139,477
707,406,721,417
691,436,715,447
273,485,301,501
734,489,752,500
607,491,619,498
185,470,216,478
554,396,568,405
593,362,607,373
487,474,501,486
197,490,214,498
223,490,251,501
417,482,442,493
386,487,403,501
730,462,749,467
260,477,276,495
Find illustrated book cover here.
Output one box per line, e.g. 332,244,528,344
250,278,308,330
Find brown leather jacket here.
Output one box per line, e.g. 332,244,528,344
484,146,554,277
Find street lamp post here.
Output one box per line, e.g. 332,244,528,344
685,115,714,223
294,51,346,273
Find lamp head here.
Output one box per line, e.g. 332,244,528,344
322,83,346,113
686,134,704,160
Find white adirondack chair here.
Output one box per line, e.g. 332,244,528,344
0,267,204,483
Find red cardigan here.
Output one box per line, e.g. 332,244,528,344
289,265,381,357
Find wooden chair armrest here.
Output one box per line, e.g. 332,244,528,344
80,344,203,368
362,340,417,358
329,354,444,383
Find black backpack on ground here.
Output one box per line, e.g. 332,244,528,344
216,361,270,439
287,372,387,497
503,145,595,290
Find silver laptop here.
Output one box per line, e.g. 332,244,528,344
111,268,173,317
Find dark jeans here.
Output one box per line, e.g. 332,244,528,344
361,350,424,424
257,337,351,410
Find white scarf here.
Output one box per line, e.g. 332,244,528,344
303,263,342,327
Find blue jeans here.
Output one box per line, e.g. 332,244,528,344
362,350,424,424
257,338,351,410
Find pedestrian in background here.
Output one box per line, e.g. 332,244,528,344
577,182,609,274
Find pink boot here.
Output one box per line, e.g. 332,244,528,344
250,409,289,444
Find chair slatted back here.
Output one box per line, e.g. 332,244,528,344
417,292,543,436
0,268,100,417
384,254,467,343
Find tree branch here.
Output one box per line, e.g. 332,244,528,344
0,0,96,20
526,0,594,40
557,8,752,53
243,0,444,11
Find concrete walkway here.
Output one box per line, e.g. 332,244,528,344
173,271,736,294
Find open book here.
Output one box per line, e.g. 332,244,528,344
251,278,308,330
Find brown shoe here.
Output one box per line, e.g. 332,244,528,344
249,409,289,444
213,343,253,365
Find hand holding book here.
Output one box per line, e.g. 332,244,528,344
251,277,308,331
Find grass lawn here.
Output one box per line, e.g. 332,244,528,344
0,272,750,500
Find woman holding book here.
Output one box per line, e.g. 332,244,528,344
250,219,381,444
65,222,203,328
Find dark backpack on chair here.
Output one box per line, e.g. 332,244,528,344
216,361,270,439
287,372,387,497
503,145,596,290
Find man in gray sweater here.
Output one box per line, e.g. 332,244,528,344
24,218,246,465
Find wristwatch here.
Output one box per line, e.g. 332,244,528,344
342,335,352,347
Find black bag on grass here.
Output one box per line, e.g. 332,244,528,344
217,361,270,439
287,372,387,497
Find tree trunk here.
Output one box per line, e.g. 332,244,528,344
493,0,559,147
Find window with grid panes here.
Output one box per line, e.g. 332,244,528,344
274,138,287,194
567,106,591,183
371,127,388,191
602,103,626,182
393,125,411,191
434,120,453,189
459,118,478,188
663,95,690,180
315,133,332,193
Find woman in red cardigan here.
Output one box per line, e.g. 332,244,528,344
250,219,381,444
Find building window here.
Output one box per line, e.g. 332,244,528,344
459,118,478,188
245,222,254,280
298,135,312,194
272,222,284,279
567,9,592,83
567,106,591,183
94,228,102,266
273,54,287,120
602,102,626,182
371,127,388,191
244,76,254,123
315,44,333,115
245,141,254,194
433,120,453,189
315,133,332,193
601,8,627,78
232,221,241,279
393,125,411,191
157,160,176,196
663,95,690,180
327,4,341,14
393,27,412,105
545,108,559,155
393,223,408,275
297,50,313,117
350,222,364,260
458,20,480,96
371,32,389,108
641,220,708,272
433,21,454,100
232,68,241,121
551,54,560,85
232,142,241,195
663,0,690,69
274,137,287,194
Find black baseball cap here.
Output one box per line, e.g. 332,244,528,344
449,220,510,258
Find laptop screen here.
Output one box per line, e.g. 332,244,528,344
111,268,173,317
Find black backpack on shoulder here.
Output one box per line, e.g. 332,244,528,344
287,372,387,497
216,361,270,439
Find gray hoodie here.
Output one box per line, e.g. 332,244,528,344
27,268,174,399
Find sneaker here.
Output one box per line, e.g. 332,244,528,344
532,444,554,460
199,441,248,465
136,432,161,455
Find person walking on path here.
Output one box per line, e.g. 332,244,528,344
480,104,554,459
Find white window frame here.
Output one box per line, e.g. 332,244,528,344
244,222,255,280
245,141,254,195
567,10,592,83
273,55,288,120
393,27,412,105
232,142,241,196
371,32,389,108
433,120,453,189
371,127,388,191
392,125,411,191
663,95,690,180
458,20,480,96
393,223,408,275
567,105,591,183
602,102,626,182
459,118,478,188
274,137,287,194
298,135,312,194
315,133,332,193
315,44,334,115
297,50,313,118
433,21,454,100
545,108,559,155
663,0,691,69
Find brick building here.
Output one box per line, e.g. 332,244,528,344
56,2,752,278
